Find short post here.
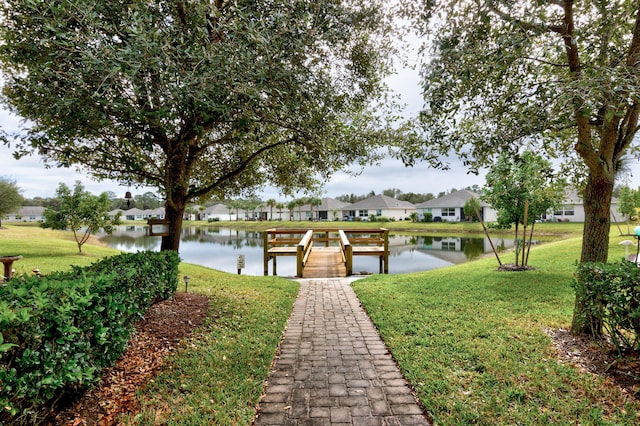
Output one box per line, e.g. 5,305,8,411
183,275,190,292
237,254,245,275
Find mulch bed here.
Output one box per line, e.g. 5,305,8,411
49,292,210,426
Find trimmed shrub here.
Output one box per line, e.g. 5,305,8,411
572,260,640,352
0,251,179,423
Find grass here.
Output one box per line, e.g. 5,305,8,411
1,223,298,425
124,264,298,425
353,235,640,425
2,221,639,424
198,219,585,237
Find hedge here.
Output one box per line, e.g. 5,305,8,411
572,260,640,352
0,250,180,424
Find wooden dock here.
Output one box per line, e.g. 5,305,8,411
301,247,346,278
263,228,388,278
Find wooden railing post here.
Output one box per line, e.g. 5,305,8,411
382,228,389,274
263,229,270,276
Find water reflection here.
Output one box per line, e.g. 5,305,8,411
98,226,517,276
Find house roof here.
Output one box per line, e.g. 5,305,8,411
560,189,618,205
16,206,46,216
203,204,231,214
415,189,489,209
345,194,415,210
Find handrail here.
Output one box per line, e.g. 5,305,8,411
296,230,314,277
264,227,389,276
338,230,353,276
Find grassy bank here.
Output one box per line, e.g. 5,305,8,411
1,223,298,424
124,264,298,424
353,235,640,425
2,222,638,424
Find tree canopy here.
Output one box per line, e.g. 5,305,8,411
0,0,400,250
399,0,640,266
41,181,120,253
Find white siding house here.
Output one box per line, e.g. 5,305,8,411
341,194,416,221
5,206,46,222
548,190,621,222
292,198,351,221
201,204,235,221
415,189,497,222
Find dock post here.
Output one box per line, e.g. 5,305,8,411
263,229,271,276
382,228,389,274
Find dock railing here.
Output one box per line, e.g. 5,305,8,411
264,228,389,277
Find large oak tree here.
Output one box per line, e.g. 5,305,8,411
400,0,640,333
0,0,398,251
401,1,640,261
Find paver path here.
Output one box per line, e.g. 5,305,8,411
254,278,430,425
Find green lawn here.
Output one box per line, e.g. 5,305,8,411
2,222,639,424
353,235,640,425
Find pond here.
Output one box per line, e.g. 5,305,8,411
98,225,519,276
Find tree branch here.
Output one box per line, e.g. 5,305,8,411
189,136,302,200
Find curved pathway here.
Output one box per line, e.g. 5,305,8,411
254,278,431,425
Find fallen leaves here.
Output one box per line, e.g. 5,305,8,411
51,292,210,425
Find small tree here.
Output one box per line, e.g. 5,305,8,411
463,197,481,222
266,199,277,221
0,178,23,228
617,186,640,235
483,151,566,268
41,182,120,253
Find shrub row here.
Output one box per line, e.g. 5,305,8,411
0,250,180,424
572,260,640,351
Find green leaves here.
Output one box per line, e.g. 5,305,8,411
40,181,118,253
0,251,180,423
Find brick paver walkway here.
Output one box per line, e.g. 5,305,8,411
254,278,430,425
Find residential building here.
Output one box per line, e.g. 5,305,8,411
341,194,416,221
4,206,46,222
415,189,497,222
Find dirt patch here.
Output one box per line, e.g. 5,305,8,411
49,292,210,425
497,263,536,272
546,328,640,397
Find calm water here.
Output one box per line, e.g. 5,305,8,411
98,225,517,276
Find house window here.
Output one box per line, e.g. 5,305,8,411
442,208,456,217
359,210,368,217
442,241,456,251
554,205,575,216
376,210,382,216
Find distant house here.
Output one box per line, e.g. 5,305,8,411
109,208,146,221
415,189,497,222
548,189,622,222
293,197,351,221
5,206,46,222
201,204,235,221
341,194,416,221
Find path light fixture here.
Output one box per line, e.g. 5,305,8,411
619,239,637,260
183,275,190,292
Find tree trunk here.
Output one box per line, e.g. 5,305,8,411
570,174,614,335
580,176,613,264
161,200,185,251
